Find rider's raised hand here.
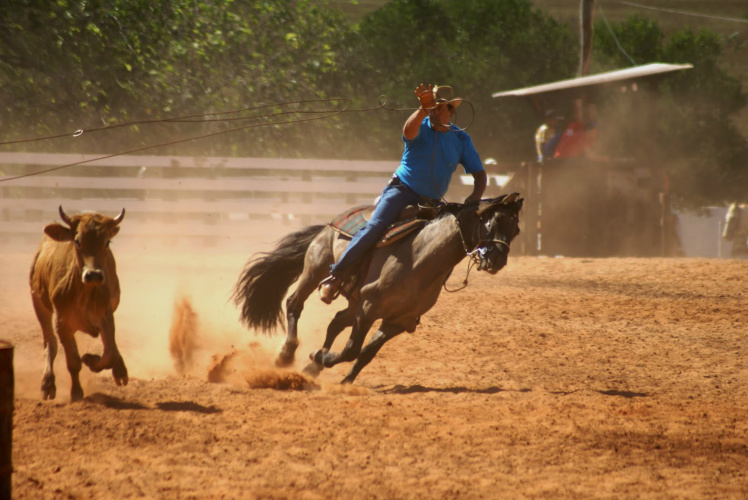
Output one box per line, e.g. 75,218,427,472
415,83,435,110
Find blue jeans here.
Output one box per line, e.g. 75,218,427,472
330,180,423,277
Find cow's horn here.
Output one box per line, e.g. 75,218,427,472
58,205,73,226
114,208,126,225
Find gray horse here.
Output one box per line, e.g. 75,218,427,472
232,193,523,384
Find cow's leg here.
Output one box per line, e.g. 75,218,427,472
81,312,128,386
312,314,374,368
341,323,403,384
302,305,356,377
32,297,57,400
56,324,84,402
111,354,128,386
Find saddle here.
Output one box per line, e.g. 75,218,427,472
323,201,461,302
329,203,440,247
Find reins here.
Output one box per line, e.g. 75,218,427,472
444,204,508,293
1,95,477,184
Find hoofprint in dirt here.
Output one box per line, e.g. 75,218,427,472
3,251,748,500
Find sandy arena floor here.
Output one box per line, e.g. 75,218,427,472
1,241,747,499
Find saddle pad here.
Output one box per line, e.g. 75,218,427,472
330,205,427,248
330,205,372,238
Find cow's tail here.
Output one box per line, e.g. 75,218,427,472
232,224,326,334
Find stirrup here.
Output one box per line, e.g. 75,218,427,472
318,275,342,304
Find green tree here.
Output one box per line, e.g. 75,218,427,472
337,0,576,160
0,0,350,157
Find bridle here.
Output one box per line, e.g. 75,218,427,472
445,202,516,292
457,205,513,256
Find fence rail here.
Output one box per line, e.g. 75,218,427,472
0,152,501,249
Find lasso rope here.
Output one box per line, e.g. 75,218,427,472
0,94,477,183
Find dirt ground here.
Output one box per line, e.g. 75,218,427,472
1,238,747,500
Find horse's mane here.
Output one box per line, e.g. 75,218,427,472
434,202,464,219
432,194,514,221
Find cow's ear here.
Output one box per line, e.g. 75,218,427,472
109,225,120,239
44,223,74,242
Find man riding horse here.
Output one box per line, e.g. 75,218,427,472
232,84,522,384
318,83,488,303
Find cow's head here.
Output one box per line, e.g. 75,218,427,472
44,206,125,285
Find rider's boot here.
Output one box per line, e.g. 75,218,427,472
318,275,342,304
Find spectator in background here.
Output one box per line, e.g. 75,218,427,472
535,109,565,163
554,98,609,161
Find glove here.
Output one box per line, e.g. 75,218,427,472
414,83,435,110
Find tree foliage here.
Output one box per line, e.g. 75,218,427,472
0,0,349,156
337,0,576,159
1,0,746,205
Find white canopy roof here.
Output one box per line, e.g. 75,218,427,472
492,63,693,98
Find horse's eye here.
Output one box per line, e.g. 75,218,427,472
74,239,81,248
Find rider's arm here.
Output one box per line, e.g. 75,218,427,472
465,170,487,204
403,109,427,140
404,83,435,140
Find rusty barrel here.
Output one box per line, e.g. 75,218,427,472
0,340,13,500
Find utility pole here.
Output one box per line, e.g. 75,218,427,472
579,0,597,76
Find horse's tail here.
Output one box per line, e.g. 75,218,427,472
232,224,326,333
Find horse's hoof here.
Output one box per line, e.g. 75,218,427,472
275,343,297,367
275,356,292,368
310,349,328,366
302,361,324,378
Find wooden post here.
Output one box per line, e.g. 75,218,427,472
578,0,596,77
0,340,13,500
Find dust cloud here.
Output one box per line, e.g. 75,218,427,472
115,248,287,382
169,295,199,375
2,229,361,400
118,244,352,392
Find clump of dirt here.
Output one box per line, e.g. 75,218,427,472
207,346,318,390
243,369,319,391
207,350,240,383
168,295,200,375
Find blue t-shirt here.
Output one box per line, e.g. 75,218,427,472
394,117,484,200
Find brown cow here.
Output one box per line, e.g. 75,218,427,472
29,206,128,402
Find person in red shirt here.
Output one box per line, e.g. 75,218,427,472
554,99,608,161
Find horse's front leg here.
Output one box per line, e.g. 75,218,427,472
313,315,374,369
303,305,356,376
341,323,403,384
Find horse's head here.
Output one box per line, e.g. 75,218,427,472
460,193,523,274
